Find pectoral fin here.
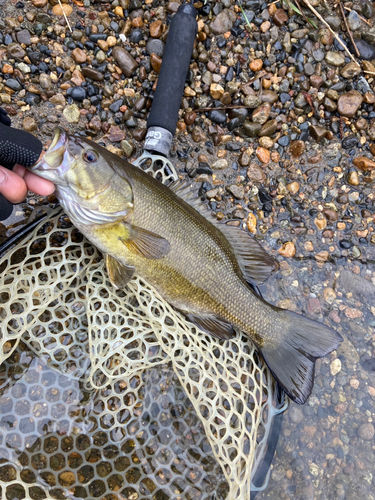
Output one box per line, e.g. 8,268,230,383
185,312,235,340
105,254,135,288
120,222,170,259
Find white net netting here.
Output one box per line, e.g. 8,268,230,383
0,157,286,500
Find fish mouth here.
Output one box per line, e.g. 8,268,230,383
30,127,71,181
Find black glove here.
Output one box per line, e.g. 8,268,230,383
0,108,43,221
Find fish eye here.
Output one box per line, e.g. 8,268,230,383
83,150,98,163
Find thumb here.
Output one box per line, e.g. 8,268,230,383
0,166,27,203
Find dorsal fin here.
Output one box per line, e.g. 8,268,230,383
169,179,277,285
169,179,214,219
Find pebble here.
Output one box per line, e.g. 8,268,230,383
247,213,257,234
259,137,273,149
227,185,245,200
247,164,266,183
337,91,363,117
23,116,37,132
358,423,375,441
340,62,361,79
150,53,162,73
150,20,163,38
112,46,138,77
63,104,80,123
70,87,86,102
278,242,295,258
330,358,342,376
289,141,305,158
273,9,288,26
325,51,345,67
256,147,270,164
16,29,31,46
352,156,375,172
349,39,375,60
287,182,299,195
212,159,228,170
146,39,164,57
210,9,237,35
309,124,327,143
82,67,104,82
52,4,73,16
289,406,304,424
249,59,263,72
243,122,262,137
252,103,271,125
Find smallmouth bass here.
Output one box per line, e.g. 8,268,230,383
31,128,343,404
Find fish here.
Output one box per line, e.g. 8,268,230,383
30,127,343,404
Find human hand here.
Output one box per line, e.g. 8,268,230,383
0,164,55,203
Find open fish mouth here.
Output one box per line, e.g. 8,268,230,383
30,128,73,182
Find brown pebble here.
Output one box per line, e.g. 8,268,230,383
52,3,72,16
314,216,327,230
353,156,375,171
363,92,375,104
287,182,299,195
132,128,147,141
323,208,338,222
249,59,263,72
150,53,162,73
256,147,270,164
337,90,363,118
108,125,126,142
132,17,143,28
273,8,288,26
315,251,329,262
31,0,48,6
150,20,162,38
278,242,295,258
23,116,37,132
289,140,305,158
247,213,257,234
348,170,359,185
184,111,197,126
71,48,86,64
247,164,266,183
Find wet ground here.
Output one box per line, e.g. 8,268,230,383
1,0,375,498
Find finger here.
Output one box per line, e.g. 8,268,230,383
13,165,55,196
0,166,28,203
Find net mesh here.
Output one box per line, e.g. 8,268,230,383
0,160,285,499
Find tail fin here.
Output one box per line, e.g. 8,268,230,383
260,310,343,405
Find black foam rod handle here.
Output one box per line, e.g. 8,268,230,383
147,3,197,136
0,122,43,221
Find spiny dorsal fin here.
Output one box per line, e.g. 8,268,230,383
120,222,170,259
219,224,278,286
169,179,214,219
185,312,235,340
105,254,135,288
169,179,277,285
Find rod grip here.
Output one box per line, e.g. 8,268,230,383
0,121,43,221
147,3,197,136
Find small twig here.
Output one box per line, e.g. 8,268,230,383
57,0,72,32
303,0,360,67
364,70,375,76
338,0,360,58
343,6,372,26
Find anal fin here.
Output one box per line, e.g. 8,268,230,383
185,312,235,340
105,254,135,289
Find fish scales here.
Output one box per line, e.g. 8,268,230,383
30,128,343,404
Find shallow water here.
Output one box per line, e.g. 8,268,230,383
258,252,375,500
